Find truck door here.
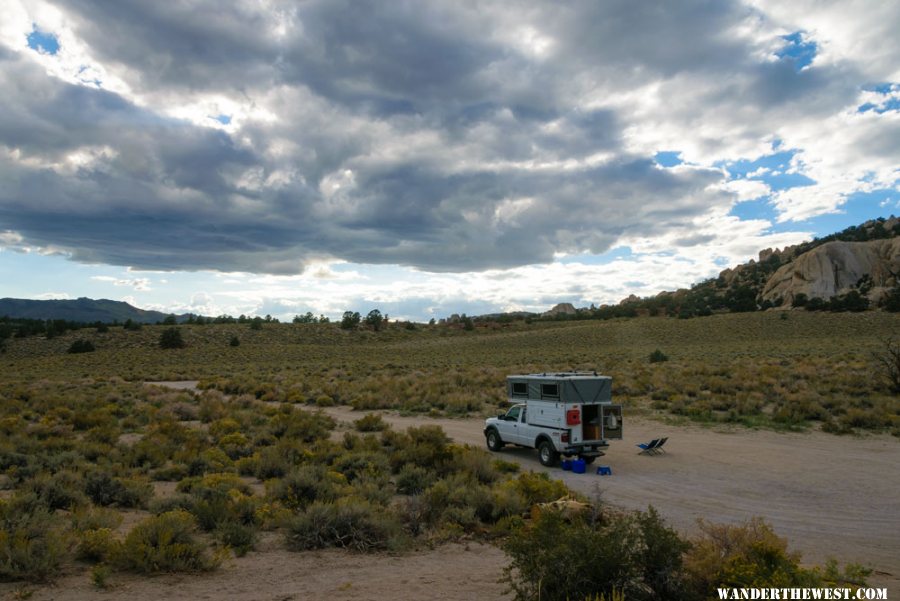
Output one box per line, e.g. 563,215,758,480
516,406,531,446
504,405,524,444
600,405,623,440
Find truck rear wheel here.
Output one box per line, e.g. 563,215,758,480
486,429,504,452
538,440,559,467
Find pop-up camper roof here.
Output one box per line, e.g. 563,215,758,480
506,372,612,404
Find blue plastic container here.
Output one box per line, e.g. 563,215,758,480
561,459,573,471
571,459,586,474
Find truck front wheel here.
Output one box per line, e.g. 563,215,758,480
486,429,504,452
538,440,559,467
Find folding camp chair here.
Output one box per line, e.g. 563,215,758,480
653,437,669,454
636,438,660,454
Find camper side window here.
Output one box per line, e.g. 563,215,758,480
511,382,528,397
541,383,559,399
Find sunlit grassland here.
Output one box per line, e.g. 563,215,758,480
3,311,898,433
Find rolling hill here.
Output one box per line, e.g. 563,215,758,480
0,297,179,324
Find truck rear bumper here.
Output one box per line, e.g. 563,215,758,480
563,442,609,457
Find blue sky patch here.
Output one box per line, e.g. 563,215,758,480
858,96,900,114
766,189,897,237
763,172,816,192
858,82,899,113
863,83,896,95
654,151,683,167
729,198,777,223
721,149,815,192
776,31,816,71
27,26,59,55
559,246,633,265
212,114,232,125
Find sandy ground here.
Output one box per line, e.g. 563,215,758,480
2,540,509,601
7,381,893,599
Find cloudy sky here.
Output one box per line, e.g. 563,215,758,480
1,1,898,321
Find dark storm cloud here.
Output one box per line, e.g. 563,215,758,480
311,157,724,271
0,0,880,274
49,0,280,91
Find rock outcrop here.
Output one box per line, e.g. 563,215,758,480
543,302,577,317
760,238,900,305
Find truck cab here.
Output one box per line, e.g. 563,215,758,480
484,372,623,467
493,403,528,445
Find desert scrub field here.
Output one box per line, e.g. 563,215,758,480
0,376,580,584
0,377,872,598
2,311,898,434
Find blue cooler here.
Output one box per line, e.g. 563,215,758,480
571,459,586,474
561,459,573,470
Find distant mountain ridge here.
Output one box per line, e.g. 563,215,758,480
0,297,178,324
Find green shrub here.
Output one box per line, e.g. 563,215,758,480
649,349,669,363
235,455,259,477
504,471,570,506
268,409,336,442
84,472,152,508
193,447,235,473
452,447,499,484
159,328,186,349
395,464,434,495
383,425,453,473
71,506,123,532
820,559,872,587
188,488,256,533
117,510,219,573
91,563,112,589
422,473,495,526
270,465,341,509
219,432,252,459
76,528,119,562
332,451,390,482
315,394,335,407
354,413,388,432
148,494,194,515
492,459,520,474
285,499,404,552
25,471,86,510
502,505,687,601
209,418,241,438
216,521,256,556
151,463,190,482
253,447,290,479
683,518,823,596
0,496,66,582
67,339,96,354
176,472,250,500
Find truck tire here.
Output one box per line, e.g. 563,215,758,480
486,429,504,452
538,440,559,467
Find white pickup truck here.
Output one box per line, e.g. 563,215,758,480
483,372,623,467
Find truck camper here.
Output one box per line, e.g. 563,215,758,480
483,372,623,467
